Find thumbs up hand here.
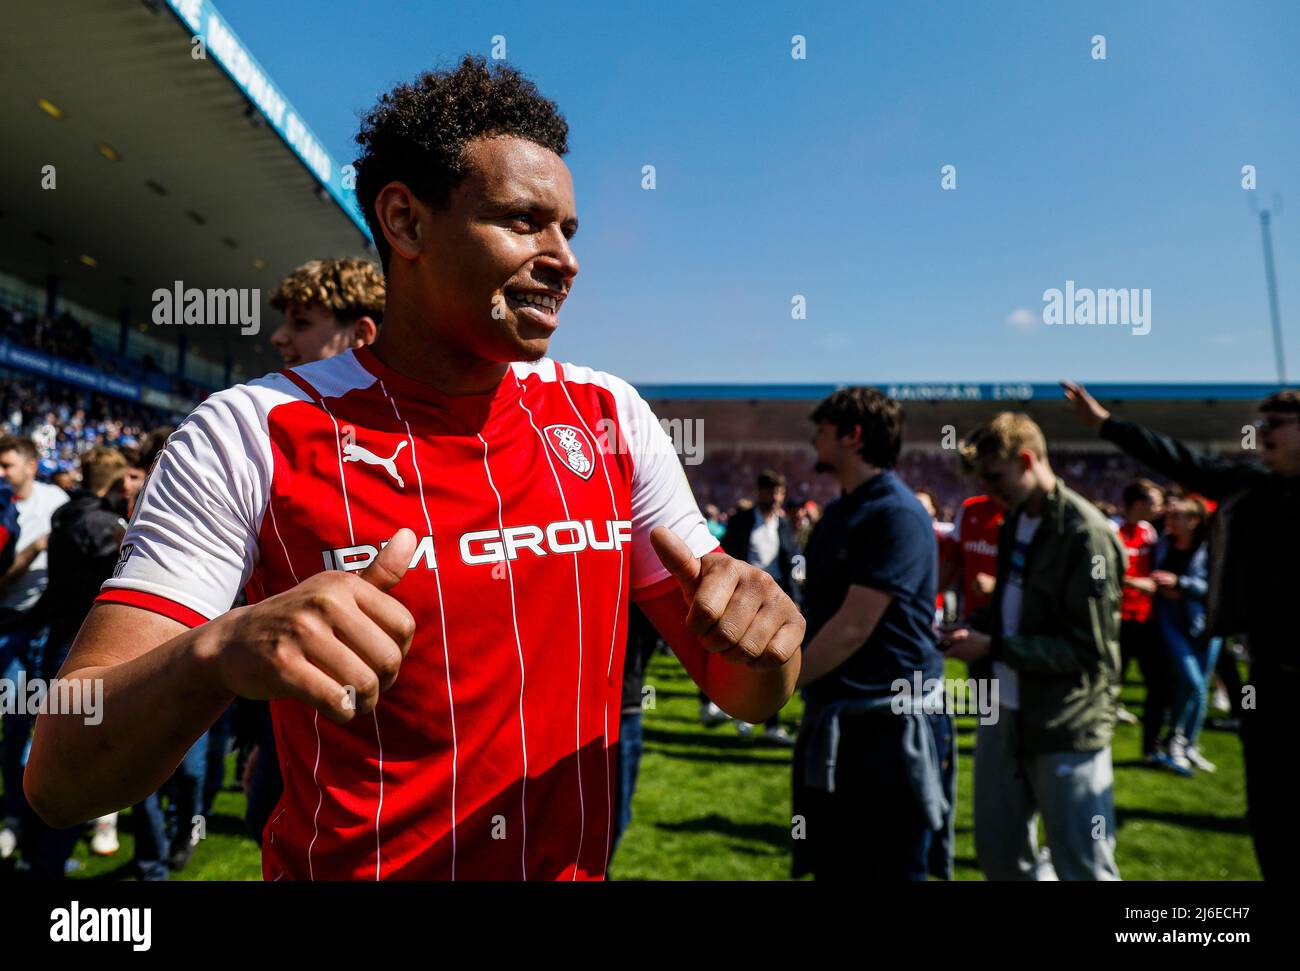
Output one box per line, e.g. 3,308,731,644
203,529,418,723
650,526,804,670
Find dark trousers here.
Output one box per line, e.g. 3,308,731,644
792,710,952,880
244,703,283,845
1242,665,1299,880
1125,620,1170,754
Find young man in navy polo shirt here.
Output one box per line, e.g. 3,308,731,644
792,387,954,880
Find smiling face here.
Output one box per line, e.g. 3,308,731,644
384,135,579,364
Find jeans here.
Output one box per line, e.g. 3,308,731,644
974,712,1120,881
203,705,235,818
609,709,644,864
1163,623,1222,745
0,623,45,823
133,732,209,880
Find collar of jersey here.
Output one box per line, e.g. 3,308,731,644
352,345,523,421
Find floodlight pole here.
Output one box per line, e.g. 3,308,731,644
1260,209,1286,385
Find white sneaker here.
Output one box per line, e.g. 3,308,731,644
762,725,796,746
0,817,19,860
90,813,120,856
1164,734,1194,776
735,721,755,738
699,701,731,727
1212,686,1231,713
1184,745,1217,773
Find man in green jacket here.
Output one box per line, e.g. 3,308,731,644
943,412,1124,880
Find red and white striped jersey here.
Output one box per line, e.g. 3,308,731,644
98,346,717,880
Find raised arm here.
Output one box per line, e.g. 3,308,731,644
1062,380,1266,500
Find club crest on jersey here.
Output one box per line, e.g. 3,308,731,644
544,424,596,480
340,424,406,488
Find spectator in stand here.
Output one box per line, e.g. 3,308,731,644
1112,479,1165,740
0,435,69,861
1063,379,1300,879
1148,496,1220,777
268,258,385,367
945,412,1124,881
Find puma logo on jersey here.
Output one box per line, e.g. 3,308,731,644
343,439,407,487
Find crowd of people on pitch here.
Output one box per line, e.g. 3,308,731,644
610,382,1290,881
0,252,1292,882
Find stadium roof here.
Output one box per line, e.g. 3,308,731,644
0,0,372,380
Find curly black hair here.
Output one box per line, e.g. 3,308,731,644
354,54,570,270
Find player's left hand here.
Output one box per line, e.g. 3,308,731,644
650,526,804,670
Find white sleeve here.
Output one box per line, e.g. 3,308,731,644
100,385,274,623
616,382,718,593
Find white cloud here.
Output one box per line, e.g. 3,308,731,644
1005,307,1039,333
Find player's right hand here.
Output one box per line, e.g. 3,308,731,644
195,528,418,723
1061,380,1111,430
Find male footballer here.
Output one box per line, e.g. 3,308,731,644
25,56,802,880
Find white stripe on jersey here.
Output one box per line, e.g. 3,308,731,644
479,432,530,880
554,369,626,879
377,379,459,880
314,395,357,880
513,372,587,880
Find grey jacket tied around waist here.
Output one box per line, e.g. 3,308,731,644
800,688,950,832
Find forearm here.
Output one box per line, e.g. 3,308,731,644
25,624,234,828
797,616,870,688
703,650,799,724
1100,417,1253,500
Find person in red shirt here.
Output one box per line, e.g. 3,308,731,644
1112,479,1166,756
939,494,1005,624
24,55,803,880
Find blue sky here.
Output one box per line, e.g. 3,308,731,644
210,0,1299,384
